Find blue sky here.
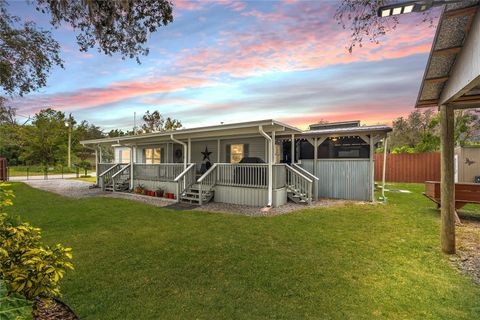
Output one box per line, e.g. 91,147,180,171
7,0,438,130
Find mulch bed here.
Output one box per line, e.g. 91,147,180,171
34,298,78,320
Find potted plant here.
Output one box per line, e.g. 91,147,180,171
134,184,144,194
156,189,164,197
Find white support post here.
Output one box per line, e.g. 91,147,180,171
95,147,99,186
313,137,318,176
166,143,169,163
272,131,276,164
369,135,375,202
217,139,220,163
259,126,273,207
130,146,134,190
382,137,387,200
291,134,295,164
187,138,192,164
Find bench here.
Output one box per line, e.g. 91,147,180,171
423,181,480,223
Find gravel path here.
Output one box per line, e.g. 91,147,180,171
22,179,357,215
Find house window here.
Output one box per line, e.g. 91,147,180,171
144,146,161,164
118,149,130,163
230,144,244,164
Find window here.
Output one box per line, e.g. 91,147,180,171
230,144,244,164
144,146,161,164
118,149,130,163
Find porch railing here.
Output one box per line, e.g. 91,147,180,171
97,163,114,176
99,164,121,190
286,165,313,204
174,164,196,201
111,164,131,192
197,163,218,205
133,163,185,181
292,163,319,201
216,163,268,188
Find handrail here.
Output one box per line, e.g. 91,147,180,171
99,164,119,177
197,163,218,182
286,165,313,205
112,163,131,179
286,166,313,184
292,163,319,181
174,163,195,182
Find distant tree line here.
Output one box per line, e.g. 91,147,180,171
0,100,181,167
385,109,480,153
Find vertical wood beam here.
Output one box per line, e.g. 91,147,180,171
187,138,192,163
272,131,276,164
95,147,99,186
440,105,456,254
130,146,134,190
313,137,318,176
217,139,221,163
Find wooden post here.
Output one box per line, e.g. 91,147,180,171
95,147,99,186
440,104,456,254
187,138,191,164
217,139,220,163
313,137,318,176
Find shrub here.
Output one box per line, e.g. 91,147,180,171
0,280,32,320
0,183,74,302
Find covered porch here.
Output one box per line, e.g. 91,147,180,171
83,120,314,207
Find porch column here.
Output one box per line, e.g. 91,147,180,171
259,126,273,206
313,137,318,176
130,146,134,190
187,138,191,164
369,135,375,202
217,139,220,163
440,104,456,254
291,134,295,164
272,131,276,164
95,147,99,186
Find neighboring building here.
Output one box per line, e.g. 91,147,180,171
82,119,391,207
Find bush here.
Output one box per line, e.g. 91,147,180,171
0,183,74,302
0,280,32,320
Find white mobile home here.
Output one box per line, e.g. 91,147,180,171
81,119,391,207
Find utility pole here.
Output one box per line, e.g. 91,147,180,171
65,114,73,168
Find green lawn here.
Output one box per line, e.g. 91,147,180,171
4,183,480,319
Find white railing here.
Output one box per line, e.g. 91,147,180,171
133,163,185,181
216,163,268,188
111,164,131,192
174,164,196,202
292,163,319,201
99,164,120,190
197,163,218,205
286,165,313,204
97,163,115,176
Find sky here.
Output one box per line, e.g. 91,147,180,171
7,0,439,130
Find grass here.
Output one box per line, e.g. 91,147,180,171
4,182,480,319
67,176,96,183
8,165,91,177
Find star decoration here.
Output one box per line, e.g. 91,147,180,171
201,146,212,161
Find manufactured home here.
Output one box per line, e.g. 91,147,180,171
81,119,391,207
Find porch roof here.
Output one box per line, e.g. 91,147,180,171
81,119,301,146
416,0,480,108
300,125,392,137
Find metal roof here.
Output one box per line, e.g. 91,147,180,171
81,119,302,145
301,125,392,137
416,0,480,108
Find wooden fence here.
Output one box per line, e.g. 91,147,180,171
374,152,440,183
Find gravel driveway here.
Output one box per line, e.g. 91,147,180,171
22,179,353,215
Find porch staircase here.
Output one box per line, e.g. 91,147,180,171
179,184,214,205
285,165,315,205
287,188,309,204
104,175,130,192
101,164,131,192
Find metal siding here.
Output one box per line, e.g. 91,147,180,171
300,159,371,201
214,186,287,207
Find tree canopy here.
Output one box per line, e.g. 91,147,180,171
141,110,182,133
0,0,173,97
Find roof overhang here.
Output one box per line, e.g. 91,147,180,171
416,1,480,109
81,119,302,146
300,125,392,138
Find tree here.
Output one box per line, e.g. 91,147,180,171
335,0,434,52
141,110,182,133
0,98,21,165
20,108,67,166
1,0,173,97
0,98,16,125
73,120,104,161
